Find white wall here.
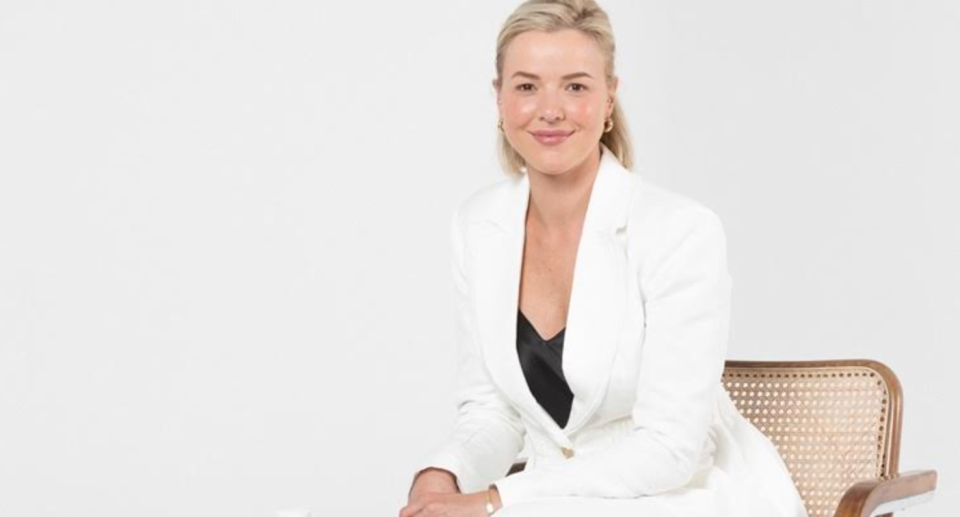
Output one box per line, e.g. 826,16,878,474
1,1,956,515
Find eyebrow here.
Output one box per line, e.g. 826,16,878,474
510,71,594,81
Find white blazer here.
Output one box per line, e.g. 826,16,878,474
415,144,808,517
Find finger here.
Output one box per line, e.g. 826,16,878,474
399,500,425,517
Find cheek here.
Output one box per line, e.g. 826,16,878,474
503,97,537,120
568,100,602,124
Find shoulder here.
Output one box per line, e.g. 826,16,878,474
631,177,723,229
628,176,728,261
451,175,523,230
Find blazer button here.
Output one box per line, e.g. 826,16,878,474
561,447,575,459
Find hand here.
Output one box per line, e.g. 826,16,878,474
398,491,491,517
408,468,460,503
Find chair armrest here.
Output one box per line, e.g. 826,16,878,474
834,470,938,517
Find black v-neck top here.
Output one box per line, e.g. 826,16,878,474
516,310,574,428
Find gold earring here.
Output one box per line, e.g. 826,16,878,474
603,117,614,133
498,118,504,133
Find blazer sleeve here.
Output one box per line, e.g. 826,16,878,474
409,206,527,494
493,206,733,505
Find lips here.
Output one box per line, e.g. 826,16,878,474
530,130,574,146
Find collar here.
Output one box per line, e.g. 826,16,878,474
485,143,636,235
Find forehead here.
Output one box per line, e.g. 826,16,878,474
502,29,605,77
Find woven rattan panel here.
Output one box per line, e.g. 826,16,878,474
721,366,891,517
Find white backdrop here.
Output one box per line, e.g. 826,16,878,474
1,1,957,516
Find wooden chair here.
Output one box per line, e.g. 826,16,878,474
508,359,938,517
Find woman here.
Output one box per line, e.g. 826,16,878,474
400,1,808,516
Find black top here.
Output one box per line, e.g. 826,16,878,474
516,310,574,428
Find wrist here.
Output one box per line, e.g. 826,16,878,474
486,484,502,514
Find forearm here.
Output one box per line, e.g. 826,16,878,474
414,410,525,494
493,423,708,504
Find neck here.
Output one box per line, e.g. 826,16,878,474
525,145,602,232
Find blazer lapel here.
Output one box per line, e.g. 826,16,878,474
562,146,636,435
473,144,637,444
472,172,572,444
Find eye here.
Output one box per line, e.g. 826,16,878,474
567,83,588,92
516,83,535,92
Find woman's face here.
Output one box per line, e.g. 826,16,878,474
496,29,617,177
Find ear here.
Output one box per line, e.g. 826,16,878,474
607,76,619,117
492,79,504,116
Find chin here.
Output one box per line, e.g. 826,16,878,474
524,148,581,176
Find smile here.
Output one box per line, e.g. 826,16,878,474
530,131,573,146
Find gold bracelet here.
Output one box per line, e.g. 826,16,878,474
485,485,497,515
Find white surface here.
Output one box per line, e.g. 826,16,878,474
276,510,311,517
870,491,936,517
0,1,956,516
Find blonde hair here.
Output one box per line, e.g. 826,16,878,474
493,0,634,175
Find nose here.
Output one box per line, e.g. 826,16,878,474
538,91,565,123
540,109,564,123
